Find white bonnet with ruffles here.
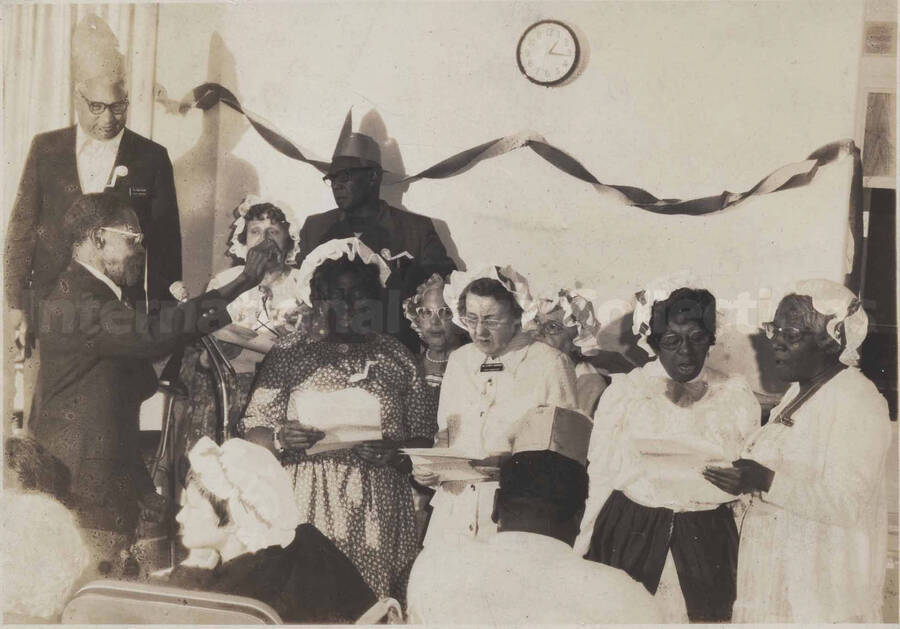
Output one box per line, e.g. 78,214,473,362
632,271,705,358
787,279,868,367
227,195,302,265
295,237,391,307
532,289,604,356
443,265,534,330
187,437,301,553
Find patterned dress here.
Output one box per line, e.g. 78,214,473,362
241,332,437,600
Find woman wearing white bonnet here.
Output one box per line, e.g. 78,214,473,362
415,265,578,547
165,437,376,623
704,279,890,622
175,196,305,454
576,272,759,622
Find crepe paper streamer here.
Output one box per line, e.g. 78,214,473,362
160,82,861,217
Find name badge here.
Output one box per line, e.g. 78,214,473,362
129,186,150,198
480,362,504,372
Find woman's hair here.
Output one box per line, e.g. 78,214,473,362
185,470,231,527
309,256,383,303
777,293,840,350
647,287,717,350
236,202,291,245
458,277,524,321
4,437,71,504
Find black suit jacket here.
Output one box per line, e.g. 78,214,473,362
32,262,231,532
4,125,182,311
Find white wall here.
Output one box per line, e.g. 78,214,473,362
152,1,865,391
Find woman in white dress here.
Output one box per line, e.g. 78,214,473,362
415,266,578,546
575,275,760,622
704,279,890,622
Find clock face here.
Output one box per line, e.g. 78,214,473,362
516,20,580,86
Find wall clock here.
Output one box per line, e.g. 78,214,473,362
516,20,580,86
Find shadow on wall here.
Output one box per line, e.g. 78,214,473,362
359,110,464,272
173,32,259,295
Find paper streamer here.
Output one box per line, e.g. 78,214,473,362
157,82,860,217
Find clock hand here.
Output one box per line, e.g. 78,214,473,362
547,40,569,56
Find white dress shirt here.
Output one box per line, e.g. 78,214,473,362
423,334,577,545
406,531,663,624
734,367,890,622
76,126,124,194
76,260,122,301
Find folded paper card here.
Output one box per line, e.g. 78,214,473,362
402,448,496,483
287,389,383,454
510,405,593,464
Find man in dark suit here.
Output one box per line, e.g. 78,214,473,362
297,132,456,350
33,193,281,567
5,16,181,348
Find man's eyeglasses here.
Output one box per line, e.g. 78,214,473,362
100,226,144,245
538,320,567,336
658,329,712,352
760,322,813,344
78,90,129,116
463,314,511,331
416,306,453,321
322,168,376,185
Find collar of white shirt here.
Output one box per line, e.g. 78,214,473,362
488,530,574,558
76,260,123,301
76,125,124,156
467,331,533,372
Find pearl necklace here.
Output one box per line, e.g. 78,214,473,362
425,349,448,364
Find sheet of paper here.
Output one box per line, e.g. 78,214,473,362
403,448,495,482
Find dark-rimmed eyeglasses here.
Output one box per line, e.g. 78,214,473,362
322,168,376,185
78,89,129,116
416,306,453,321
658,329,712,351
760,322,813,345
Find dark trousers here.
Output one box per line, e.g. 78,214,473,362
585,490,738,622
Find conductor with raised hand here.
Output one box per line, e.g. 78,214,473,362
31,193,281,574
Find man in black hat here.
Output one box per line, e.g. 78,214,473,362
296,132,456,350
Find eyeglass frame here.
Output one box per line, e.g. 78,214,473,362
77,89,129,116
462,313,515,331
322,167,378,185
416,306,453,321
657,329,713,352
99,226,144,245
760,321,815,345
537,319,568,336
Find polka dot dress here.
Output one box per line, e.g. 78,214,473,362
242,332,438,601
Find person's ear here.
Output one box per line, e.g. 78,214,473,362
91,228,106,249
491,489,500,525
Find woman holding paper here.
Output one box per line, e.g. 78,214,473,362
574,275,759,622
240,238,435,601
703,280,889,622
415,266,578,546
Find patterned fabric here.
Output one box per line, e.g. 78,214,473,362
241,332,437,600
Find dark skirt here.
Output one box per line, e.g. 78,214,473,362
584,490,738,622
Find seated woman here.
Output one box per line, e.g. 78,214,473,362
416,266,578,546
574,275,760,622
176,197,305,451
165,436,376,623
531,289,610,416
240,237,436,601
704,279,890,623
2,437,92,623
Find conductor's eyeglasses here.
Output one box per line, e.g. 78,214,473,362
78,90,129,116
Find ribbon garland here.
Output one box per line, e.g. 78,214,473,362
158,82,860,217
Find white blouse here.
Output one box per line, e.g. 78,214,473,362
734,367,890,623
425,333,578,545
575,359,760,554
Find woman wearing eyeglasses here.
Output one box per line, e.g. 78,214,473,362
415,266,578,547
703,280,889,623
176,197,306,454
574,275,760,623
403,273,467,389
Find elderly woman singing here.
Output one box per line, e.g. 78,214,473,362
703,279,890,623
575,274,760,622
415,266,578,546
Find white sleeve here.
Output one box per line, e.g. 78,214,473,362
574,377,632,555
545,352,578,411
762,386,890,527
